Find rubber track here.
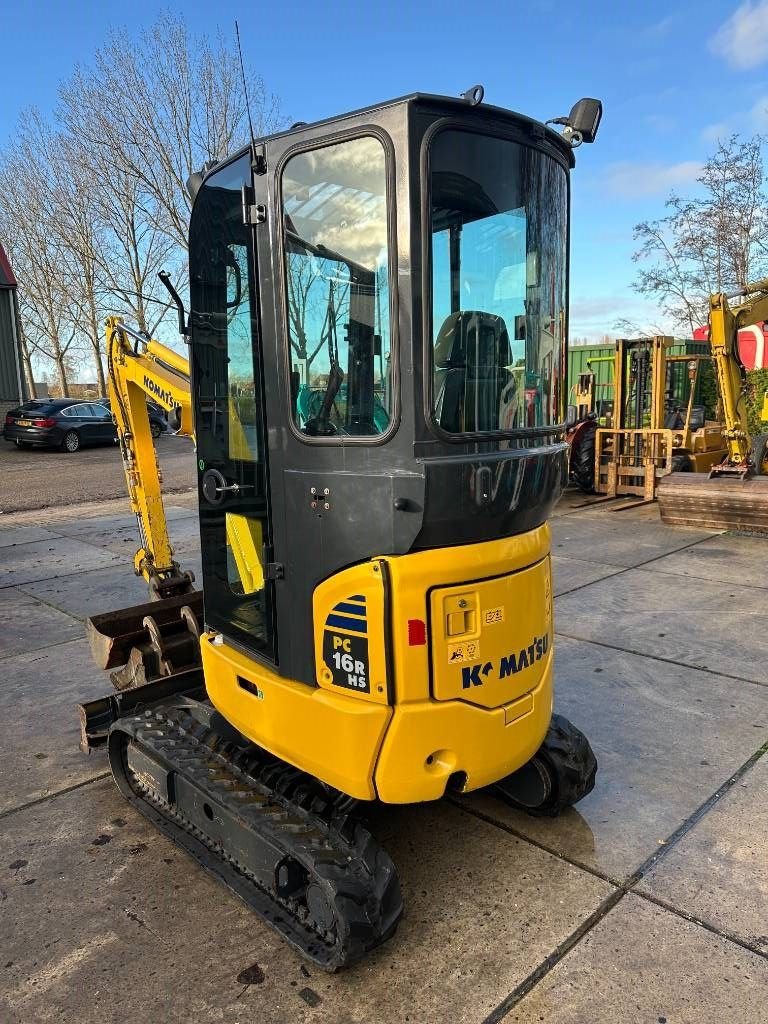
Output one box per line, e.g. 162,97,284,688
108,702,402,970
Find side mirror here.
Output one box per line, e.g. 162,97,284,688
567,99,602,144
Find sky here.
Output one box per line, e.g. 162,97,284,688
2,0,768,341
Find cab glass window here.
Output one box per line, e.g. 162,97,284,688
429,129,568,435
282,136,392,438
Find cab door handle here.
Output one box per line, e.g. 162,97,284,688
201,468,254,505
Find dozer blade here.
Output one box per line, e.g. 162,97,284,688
87,590,204,689
658,472,768,534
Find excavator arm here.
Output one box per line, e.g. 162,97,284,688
81,318,204,694
105,316,195,599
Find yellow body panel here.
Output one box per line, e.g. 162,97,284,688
374,667,552,802
382,524,551,705
429,559,551,708
202,634,392,800
204,524,554,804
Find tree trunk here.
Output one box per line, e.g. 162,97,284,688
91,340,107,395
17,322,37,399
55,354,69,396
88,303,107,395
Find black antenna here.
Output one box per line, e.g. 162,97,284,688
235,20,256,148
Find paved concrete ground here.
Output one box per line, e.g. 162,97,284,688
0,433,195,513
0,490,766,1023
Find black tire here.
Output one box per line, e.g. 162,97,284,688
752,433,768,475
150,421,162,440
493,714,597,817
61,430,81,453
670,453,693,473
569,422,597,493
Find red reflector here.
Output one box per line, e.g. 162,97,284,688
4,415,12,425
407,619,427,646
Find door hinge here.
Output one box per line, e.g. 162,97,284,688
265,562,285,580
241,183,266,226
244,202,266,226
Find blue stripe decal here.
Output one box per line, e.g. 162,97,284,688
326,614,367,634
348,594,366,603
333,602,368,616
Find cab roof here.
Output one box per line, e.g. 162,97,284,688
198,90,575,192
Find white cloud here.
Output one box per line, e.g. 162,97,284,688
701,93,768,141
569,293,673,341
643,15,676,39
750,93,768,129
701,120,732,143
642,113,677,135
710,1,768,70
603,160,703,199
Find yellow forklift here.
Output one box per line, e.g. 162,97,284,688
567,336,727,498
79,89,602,969
593,336,727,500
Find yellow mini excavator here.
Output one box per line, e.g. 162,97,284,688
658,281,768,533
79,90,602,969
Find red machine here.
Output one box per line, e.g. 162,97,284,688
693,322,768,369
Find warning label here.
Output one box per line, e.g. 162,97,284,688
484,606,504,625
447,639,480,664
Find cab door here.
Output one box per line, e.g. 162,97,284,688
188,154,275,663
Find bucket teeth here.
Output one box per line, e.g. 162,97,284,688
658,472,768,534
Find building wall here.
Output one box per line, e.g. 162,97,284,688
0,288,24,405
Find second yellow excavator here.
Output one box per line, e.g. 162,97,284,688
658,281,768,533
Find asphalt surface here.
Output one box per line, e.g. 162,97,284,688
0,433,196,513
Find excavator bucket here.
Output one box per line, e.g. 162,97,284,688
657,472,768,535
87,590,204,689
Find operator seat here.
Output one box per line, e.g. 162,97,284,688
433,310,518,432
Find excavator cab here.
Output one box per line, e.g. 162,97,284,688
188,95,574,684
82,91,601,969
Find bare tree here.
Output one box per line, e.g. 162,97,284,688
1,13,282,388
630,135,768,335
59,12,282,251
0,142,80,394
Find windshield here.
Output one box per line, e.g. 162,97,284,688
429,129,568,435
